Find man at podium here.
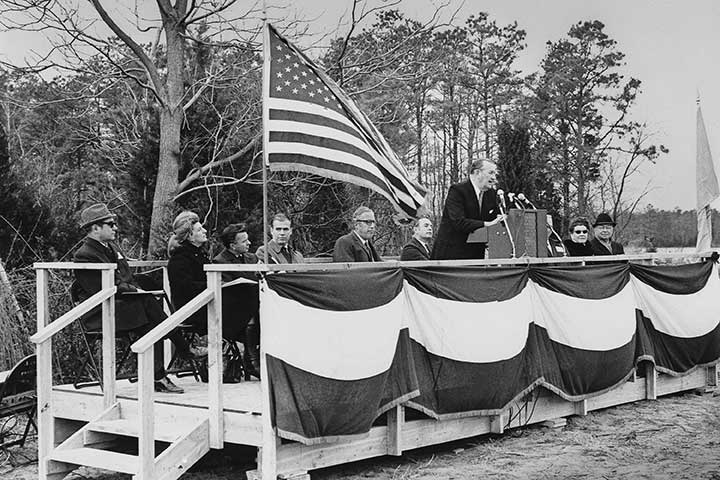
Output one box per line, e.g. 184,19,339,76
432,158,506,260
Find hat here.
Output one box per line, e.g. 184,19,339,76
593,213,616,227
79,203,116,229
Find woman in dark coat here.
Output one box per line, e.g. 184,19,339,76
167,211,260,379
563,217,595,257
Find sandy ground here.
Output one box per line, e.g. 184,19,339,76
3,390,720,480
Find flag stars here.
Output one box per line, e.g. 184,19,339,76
301,71,307,77
301,84,307,89
276,72,283,78
293,75,299,81
309,79,315,85
285,66,291,72
308,92,315,97
324,97,330,102
276,45,282,51
293,62,299,68
284,80,291,86
285,54,291,59
292,88,299,94
276,86,282,92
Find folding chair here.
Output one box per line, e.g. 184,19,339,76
70,281,140,389
0,354,37,449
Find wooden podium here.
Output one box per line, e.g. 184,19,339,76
467,209,548,258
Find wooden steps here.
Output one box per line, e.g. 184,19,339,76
50,447,139,474
87,417,187,442
45,401,211,480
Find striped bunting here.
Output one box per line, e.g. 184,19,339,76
263,24,427,217
261,262,720,443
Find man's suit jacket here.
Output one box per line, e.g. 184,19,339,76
333,232,382,262
255,240,304,264
589,237,624,255
432,180,499,260
400,237,431,261
73,237,160,332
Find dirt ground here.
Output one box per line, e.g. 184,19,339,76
3,390,720,480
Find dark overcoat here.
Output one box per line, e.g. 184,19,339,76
431,180,499,260
332,232,382,262
589,238,625,255
167,242,210,332
400,238,431,261
73,237,162,332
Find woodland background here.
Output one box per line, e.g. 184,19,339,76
0,1,715,371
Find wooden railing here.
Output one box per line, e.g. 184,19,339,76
30,262,117,480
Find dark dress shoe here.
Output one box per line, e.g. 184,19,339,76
155,376,184,393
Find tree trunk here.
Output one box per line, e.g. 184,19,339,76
147,13,186,257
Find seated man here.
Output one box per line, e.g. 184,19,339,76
73,203,204,394
213,223,260,380
255,213,304,264
333,206,382,262
590,213,625,255
400,217,433,261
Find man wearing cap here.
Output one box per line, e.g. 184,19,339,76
73,203,204,394
589,213,625,255
333,206,382,262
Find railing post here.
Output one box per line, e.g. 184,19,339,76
36,268,52,480
258,279,277,480
101,268,116,407
207,270,224,448
137,350,155,479
162,266,172,367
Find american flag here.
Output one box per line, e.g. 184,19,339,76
263,23,427,218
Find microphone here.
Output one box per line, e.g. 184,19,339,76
496,189,507,211
517,193,537,209
508,192,523,209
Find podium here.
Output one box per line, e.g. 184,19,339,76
467,209,548,258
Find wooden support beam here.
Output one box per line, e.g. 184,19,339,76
707,364,718,387
541,418,567,429
207,271,224,449
386,405,403,456
101,269,116,408
490,413,505,434
574,400,587,416
645,363,657,400
137,350,155,480
36,268,54,480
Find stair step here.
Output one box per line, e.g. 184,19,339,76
50,447,139,474
88,418,187,442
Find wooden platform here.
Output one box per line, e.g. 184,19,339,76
49,364,717,479
53,377,264,446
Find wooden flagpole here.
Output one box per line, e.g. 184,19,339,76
261,16,270,264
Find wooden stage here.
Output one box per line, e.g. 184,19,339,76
49,364,718,480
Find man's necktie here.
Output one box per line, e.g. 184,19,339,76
281,247,293,263
364,242,374,261
478,190,485,215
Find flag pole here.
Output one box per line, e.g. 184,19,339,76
261,16,270,264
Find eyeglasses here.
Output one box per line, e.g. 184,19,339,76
102,221,117,228
573,229,588,234
356,219,376,225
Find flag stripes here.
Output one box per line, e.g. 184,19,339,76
264,24,427,217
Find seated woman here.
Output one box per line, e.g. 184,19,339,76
167,212,260,380
563,217,594,257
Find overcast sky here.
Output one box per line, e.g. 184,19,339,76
2,0,719,211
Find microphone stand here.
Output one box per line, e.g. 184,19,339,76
496,190,516,258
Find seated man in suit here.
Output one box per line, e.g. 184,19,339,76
213,223,261,381
73,203,204,394
589,213,625,255
255,213,304,264
400,217,433,261
333,206,382,262
432,158,506,260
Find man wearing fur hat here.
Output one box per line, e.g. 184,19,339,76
589,213,624,255
73,203,205,394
